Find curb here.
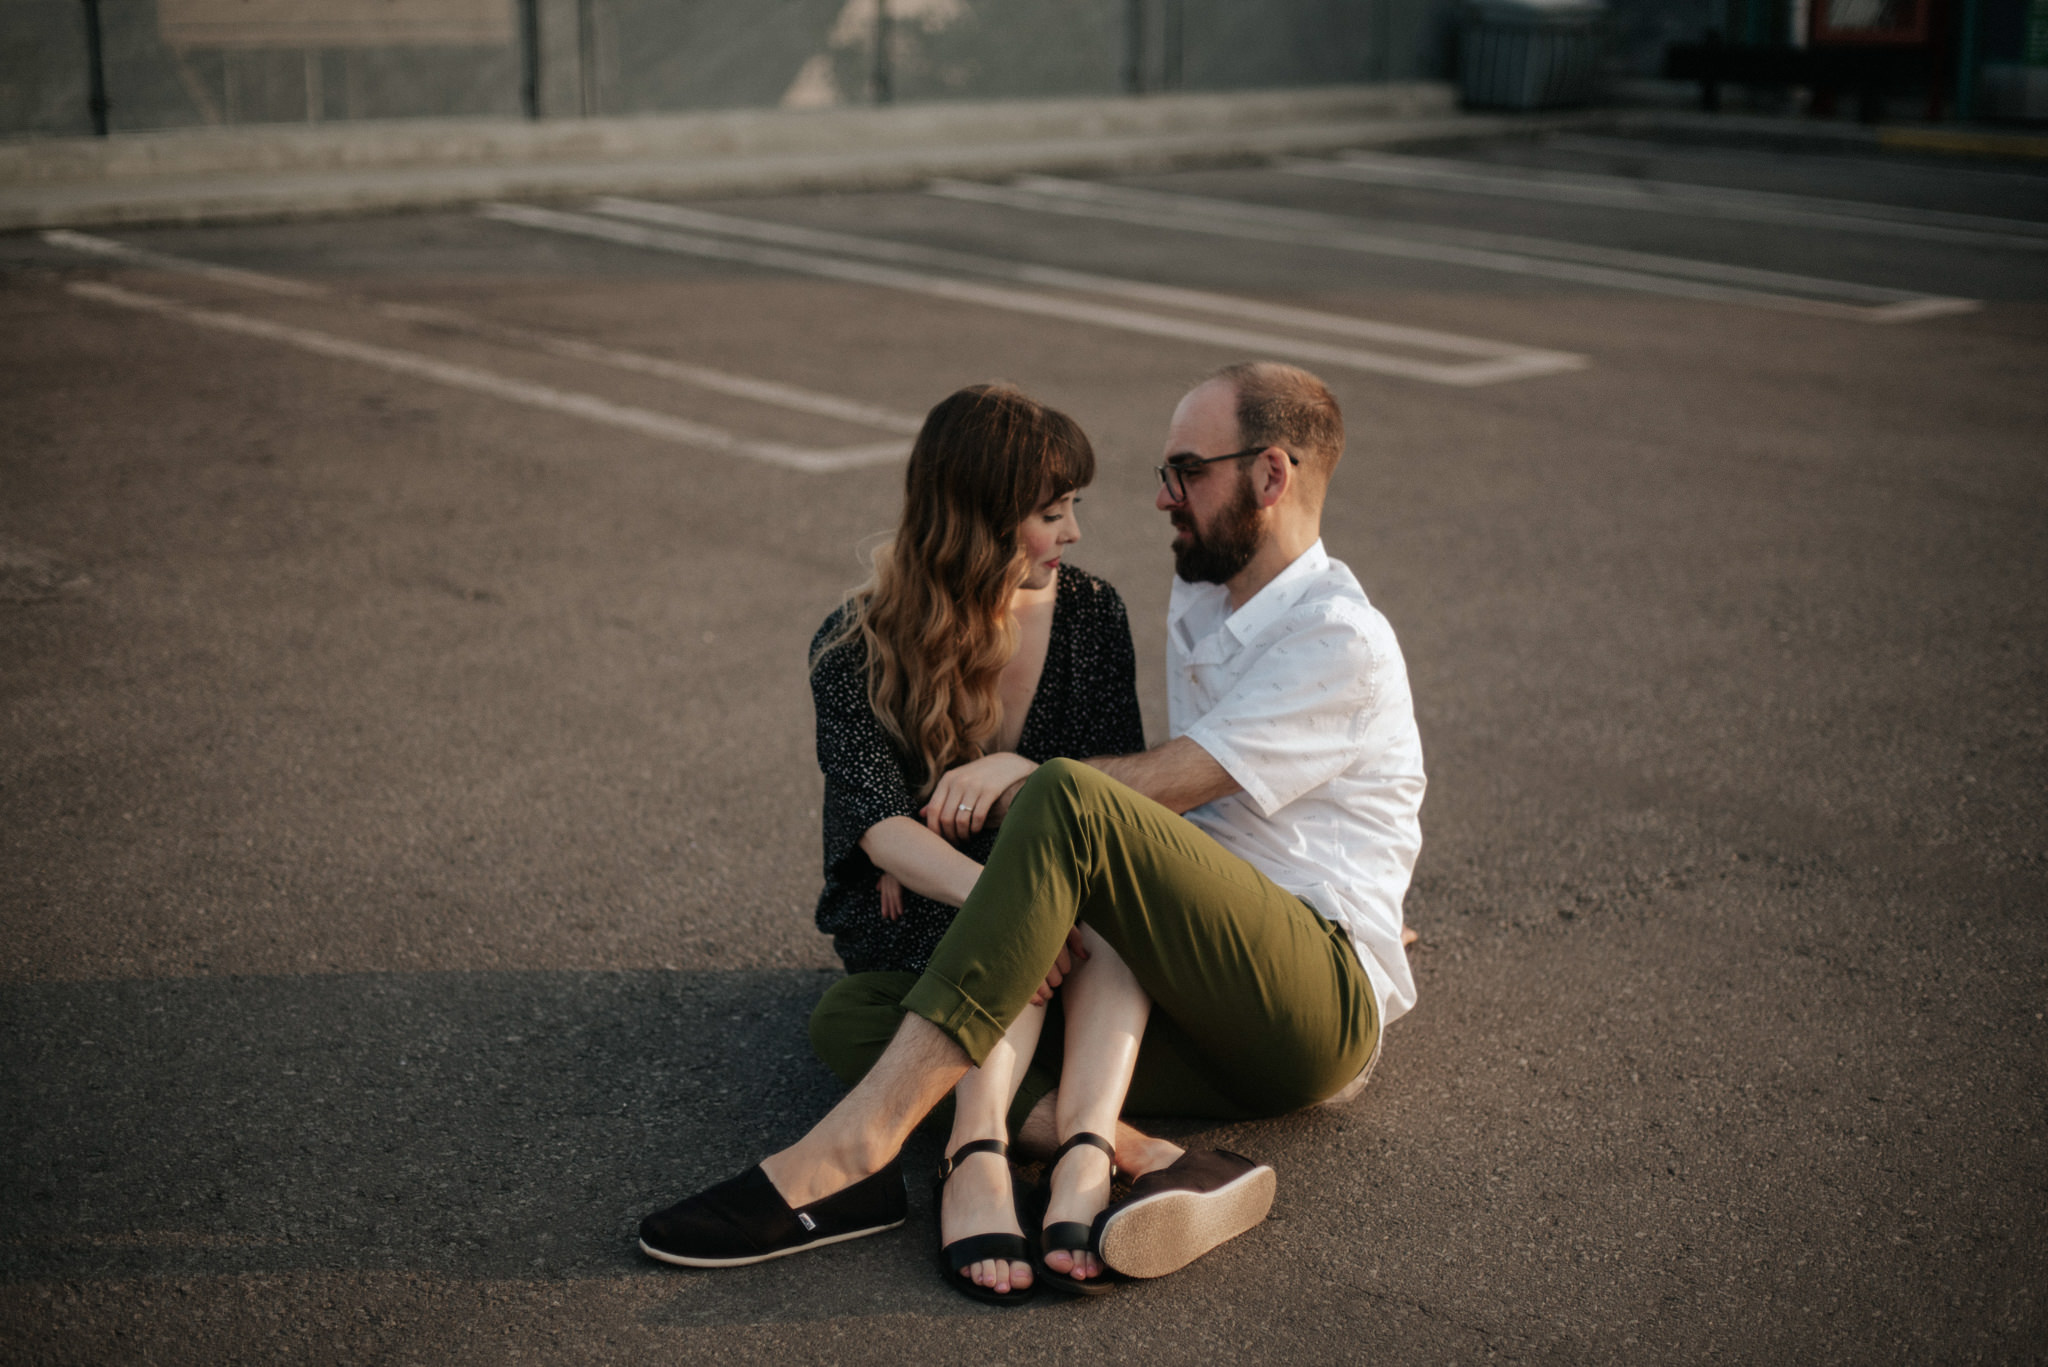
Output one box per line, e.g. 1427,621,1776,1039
0,85,1607,232
1877,126,2048,161
1605,107,2048,162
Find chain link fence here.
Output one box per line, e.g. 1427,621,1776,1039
3,0,1455,140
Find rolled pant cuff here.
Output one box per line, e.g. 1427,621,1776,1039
901,972,1008,1067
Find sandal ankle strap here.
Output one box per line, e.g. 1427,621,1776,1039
937,1137,1009,1181
1052,1131,1117,1177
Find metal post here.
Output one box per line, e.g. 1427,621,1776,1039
304,49,323,122
872,0,893,104
577,0,598,116
519,0,541,119
1954,0,1980,119
1123,0,1146,93
82,0,109,136
1163,0,1183,89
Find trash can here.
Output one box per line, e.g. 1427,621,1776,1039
1459,0,1605,110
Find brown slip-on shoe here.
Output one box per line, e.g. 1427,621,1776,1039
1092,1149,1275,1279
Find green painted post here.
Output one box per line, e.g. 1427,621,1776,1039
1744,0,1772,47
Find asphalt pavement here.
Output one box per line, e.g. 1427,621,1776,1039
3,127,2045,1364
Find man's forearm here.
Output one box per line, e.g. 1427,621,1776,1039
1085,736,1239,814
858,816,982,906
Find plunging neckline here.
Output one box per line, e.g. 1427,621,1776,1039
998,569,1062,756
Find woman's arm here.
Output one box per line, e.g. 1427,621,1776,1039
859,815,983,907
922,751,1040,842
863,814,1085,1005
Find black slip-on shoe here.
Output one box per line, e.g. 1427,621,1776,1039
1093,1148,1275,1279
638,1159,907,1268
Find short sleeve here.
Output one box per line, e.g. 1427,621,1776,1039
811,617,921,884
1180,606,1381,818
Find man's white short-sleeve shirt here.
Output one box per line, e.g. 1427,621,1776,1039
1168,540,1426,1026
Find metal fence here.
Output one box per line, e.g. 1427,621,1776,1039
2,0,1457,140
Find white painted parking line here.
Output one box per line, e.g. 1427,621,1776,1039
588,197,1581,362
365,301,926,435
484,200,1585,387
43,228,331,299
928,176,1979,324
1284,152,2048,252
41,230,925,437
65,282,907,473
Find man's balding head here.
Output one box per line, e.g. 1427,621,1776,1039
1208,362,1344,511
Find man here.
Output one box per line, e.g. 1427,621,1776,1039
638,361,1425,1291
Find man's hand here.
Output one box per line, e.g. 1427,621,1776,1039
1030,927,1091,1007
923,752,1040,842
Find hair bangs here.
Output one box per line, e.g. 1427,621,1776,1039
1032,408,1096,510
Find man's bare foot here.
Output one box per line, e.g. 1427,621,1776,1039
939,1146,1032,1294
1041,1137,1116,1282
758,1126,892,1210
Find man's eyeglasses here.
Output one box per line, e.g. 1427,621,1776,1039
1154,447,1298,504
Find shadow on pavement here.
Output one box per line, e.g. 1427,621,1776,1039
0,968,905,1288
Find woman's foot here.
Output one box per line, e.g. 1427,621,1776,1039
1116,1131,1186,1180
1016,1093,1184,1181
1041,1134,1117,1282
940,1144,1033,1295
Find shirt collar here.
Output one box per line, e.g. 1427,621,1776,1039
1219,540,1329,645
1167,570,1223,633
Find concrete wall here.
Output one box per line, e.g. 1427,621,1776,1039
2,0,1459,140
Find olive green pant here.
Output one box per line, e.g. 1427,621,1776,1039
809,758,1378,1133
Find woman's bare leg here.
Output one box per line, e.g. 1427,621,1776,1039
1041,925,1175,1281
940,1001,1047,1293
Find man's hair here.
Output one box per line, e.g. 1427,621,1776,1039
1210,362,1343,508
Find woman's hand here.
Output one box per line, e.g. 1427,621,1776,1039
1030,927,1090,1007
922,753,1039,843
876,872,904,921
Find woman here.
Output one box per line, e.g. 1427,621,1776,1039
805,383,1145,1300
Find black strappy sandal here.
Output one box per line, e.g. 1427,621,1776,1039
1035,1131,1123,1297
933,1138,1036,1306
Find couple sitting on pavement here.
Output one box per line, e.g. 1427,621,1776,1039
639,361,1426,1301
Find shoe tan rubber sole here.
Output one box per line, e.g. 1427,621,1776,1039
1095,1165,1276,1279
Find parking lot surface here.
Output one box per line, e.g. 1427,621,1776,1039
3,132,2045,1363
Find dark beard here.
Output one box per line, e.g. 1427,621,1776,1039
1172,470,1263,585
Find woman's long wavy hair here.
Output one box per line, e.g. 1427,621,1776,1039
815,384,1095,799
